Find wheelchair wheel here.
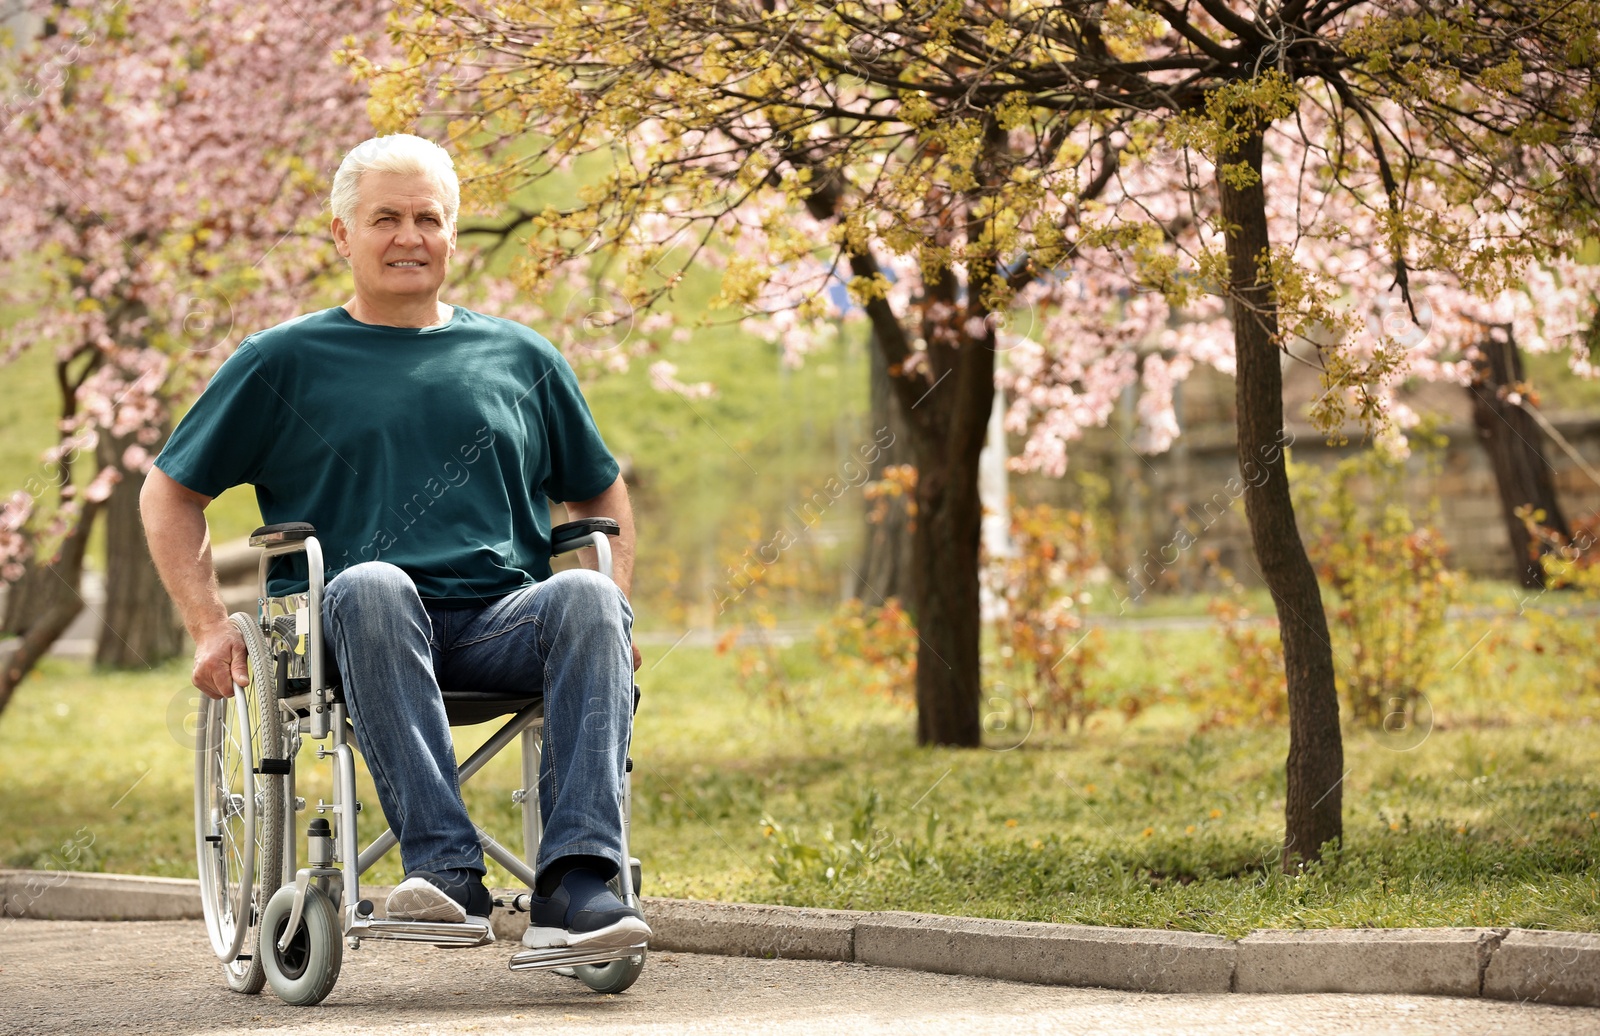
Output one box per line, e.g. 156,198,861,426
195,613,287,994
260,884,343,1006
575,950,647,993
573,865,646,993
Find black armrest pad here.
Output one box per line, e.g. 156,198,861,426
551,517,619,555
250,522,316,546
552,517,619,540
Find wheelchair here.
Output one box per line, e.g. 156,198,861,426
193,517,647,1006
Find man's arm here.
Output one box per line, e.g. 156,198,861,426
563,474,636,597
563,475,640,671
140,466,248,699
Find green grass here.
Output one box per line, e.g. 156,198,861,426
5,618,1599,936
1527,348,1600,413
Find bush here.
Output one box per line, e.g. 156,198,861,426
1293,443,1458,728
814,598,918,708
994,504,1103,729
712,505,837,713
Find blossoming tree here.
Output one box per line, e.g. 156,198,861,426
366,0,1600,866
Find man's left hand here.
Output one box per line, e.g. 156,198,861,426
632,644,642,672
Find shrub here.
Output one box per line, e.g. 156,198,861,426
712,505,831,713
814,597,918,708
1293,443,1458,728
987,502,1150,730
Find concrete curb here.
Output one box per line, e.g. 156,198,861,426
1484,930,1600,1007
1,869,202,922
642,898,857,961
853,911,1234,994
5,870,1599,1005
1235,928,1505,997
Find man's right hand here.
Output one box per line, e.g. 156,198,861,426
143,468,243,698
193,620,249,699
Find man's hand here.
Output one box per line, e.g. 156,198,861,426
632,644,642,673
192,620,249,699
143,468,245,698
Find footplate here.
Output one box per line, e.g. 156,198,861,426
507,938,649,973
351,918,492,945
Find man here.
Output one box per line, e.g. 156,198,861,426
141,133,649,952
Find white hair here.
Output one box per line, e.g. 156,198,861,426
330,134,460,229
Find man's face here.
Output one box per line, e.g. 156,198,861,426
332,170,457,306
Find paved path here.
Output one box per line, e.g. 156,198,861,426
4,920,1599,1035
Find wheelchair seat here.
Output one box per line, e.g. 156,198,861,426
281,649,541,728
439,691,542,727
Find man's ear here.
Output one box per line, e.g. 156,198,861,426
331,216,350,258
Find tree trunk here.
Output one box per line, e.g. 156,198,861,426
1218,131,1344,871
901,336,994,748
801,163,991,746
2,536,82,638
1467,326,1569,588
0,501,100,716
857,330,916,603
908,433,984,747
95,426,183,668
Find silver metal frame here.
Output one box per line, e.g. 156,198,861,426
242,528,643,968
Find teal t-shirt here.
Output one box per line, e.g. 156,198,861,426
155,306,619,602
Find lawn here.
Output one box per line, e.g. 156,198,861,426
4,610,1598,939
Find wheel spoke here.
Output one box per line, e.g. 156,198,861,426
197,615,287,992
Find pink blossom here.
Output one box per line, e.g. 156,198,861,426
82,466,122,504
648,360,716,400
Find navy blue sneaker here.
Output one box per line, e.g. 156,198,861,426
386,870,495,946
521,869,650,950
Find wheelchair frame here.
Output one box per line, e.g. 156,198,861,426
193,518,646,1005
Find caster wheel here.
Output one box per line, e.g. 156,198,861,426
261,885,343,1006
572,864,646,992
576,950,647,993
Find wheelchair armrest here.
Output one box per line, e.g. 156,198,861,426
551,517,620,556
250,522,316,547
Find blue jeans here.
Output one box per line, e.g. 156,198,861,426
321,562,635,882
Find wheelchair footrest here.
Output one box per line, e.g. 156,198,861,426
352,918,492,945
507,938,649,973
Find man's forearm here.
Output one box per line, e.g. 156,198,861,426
566,476,636,598
140,467,229,638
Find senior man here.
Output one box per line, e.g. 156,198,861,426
141,133,648,951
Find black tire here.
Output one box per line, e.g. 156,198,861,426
575,950,647,993
574,868,646,993
195,614,287,994
261,884,343,1006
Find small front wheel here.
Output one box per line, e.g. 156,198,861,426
260,885,343,1006
573,868,646,992
575,950,646,993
